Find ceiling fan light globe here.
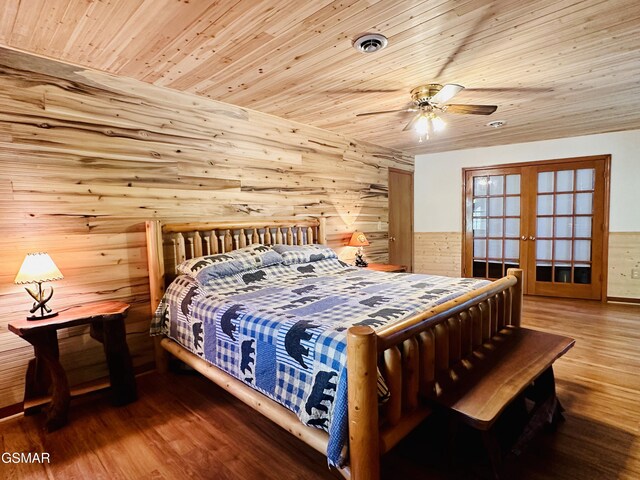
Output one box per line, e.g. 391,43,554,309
414,115,429,136
432,115,446,132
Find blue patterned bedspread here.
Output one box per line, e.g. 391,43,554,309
151,258,488,466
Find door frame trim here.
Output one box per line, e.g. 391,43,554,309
602,155,611,302
389,167,414,271
461,154,611,301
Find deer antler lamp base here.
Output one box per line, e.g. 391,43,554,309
25,282,59,320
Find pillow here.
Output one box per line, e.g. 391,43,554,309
271,244,337,265
177,244,283,281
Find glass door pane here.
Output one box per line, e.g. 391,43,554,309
471,173,521,279
534,168,595,285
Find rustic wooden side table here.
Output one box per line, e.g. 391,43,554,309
365,263,408,272
8,300,136,431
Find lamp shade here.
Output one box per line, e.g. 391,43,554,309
14,253,64,285
348,232,370,247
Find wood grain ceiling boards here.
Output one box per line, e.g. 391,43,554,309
0,0,639,153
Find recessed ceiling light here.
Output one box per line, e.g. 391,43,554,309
353,33,388,53
486,120,507,128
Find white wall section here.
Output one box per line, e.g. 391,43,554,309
415,129,640,233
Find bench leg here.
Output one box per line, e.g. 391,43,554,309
512,366,564,454
445,413,459,470
540,367,565,429
482,430,503,480
544,394,566,434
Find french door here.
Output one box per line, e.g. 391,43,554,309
463,156,609,300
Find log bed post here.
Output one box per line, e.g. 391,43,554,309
318,217,327,245
347,326,380,480
507,268,523,327
145,220,169,374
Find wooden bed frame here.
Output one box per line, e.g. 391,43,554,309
145,217,523,480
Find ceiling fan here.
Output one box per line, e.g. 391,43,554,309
356,83,498,140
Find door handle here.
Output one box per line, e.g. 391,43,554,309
529,236,536,241
521,235,528,241
390,237,396,242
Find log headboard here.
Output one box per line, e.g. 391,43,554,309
145,217,327,314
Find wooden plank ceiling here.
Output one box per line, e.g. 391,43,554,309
1,0,639,154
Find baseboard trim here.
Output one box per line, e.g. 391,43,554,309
0,403,23,421
607,296,640,304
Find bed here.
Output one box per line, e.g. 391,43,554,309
145,217,523,479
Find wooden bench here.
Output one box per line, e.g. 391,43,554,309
434,326,575,478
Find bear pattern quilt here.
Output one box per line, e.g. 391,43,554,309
151,258,489,466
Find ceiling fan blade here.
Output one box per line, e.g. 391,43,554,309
402,113,422,131
430,84,464,105
356,108,417,117
442,104,497,115
464,87,552,93
326,88,403,94
435,7,494,78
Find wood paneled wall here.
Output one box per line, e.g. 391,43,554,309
608,233,640,300
414,232,640,300
413,232,462,277
0,47,413,411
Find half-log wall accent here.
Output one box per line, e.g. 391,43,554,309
0,47,413,411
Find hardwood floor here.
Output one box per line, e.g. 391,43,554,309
1,297,638,479
514,297,640,480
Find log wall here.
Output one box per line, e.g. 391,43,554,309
0,47,413,411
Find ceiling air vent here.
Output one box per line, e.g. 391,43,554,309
353,33,388,53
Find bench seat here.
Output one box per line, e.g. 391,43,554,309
436,326,575,430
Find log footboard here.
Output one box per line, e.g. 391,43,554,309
346,269,524,480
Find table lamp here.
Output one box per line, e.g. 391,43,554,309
348,231,370,267
14,253,64,320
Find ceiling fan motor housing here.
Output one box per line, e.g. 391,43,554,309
411,84,443,105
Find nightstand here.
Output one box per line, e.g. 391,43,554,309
365,263,408,273
8,300,137,431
